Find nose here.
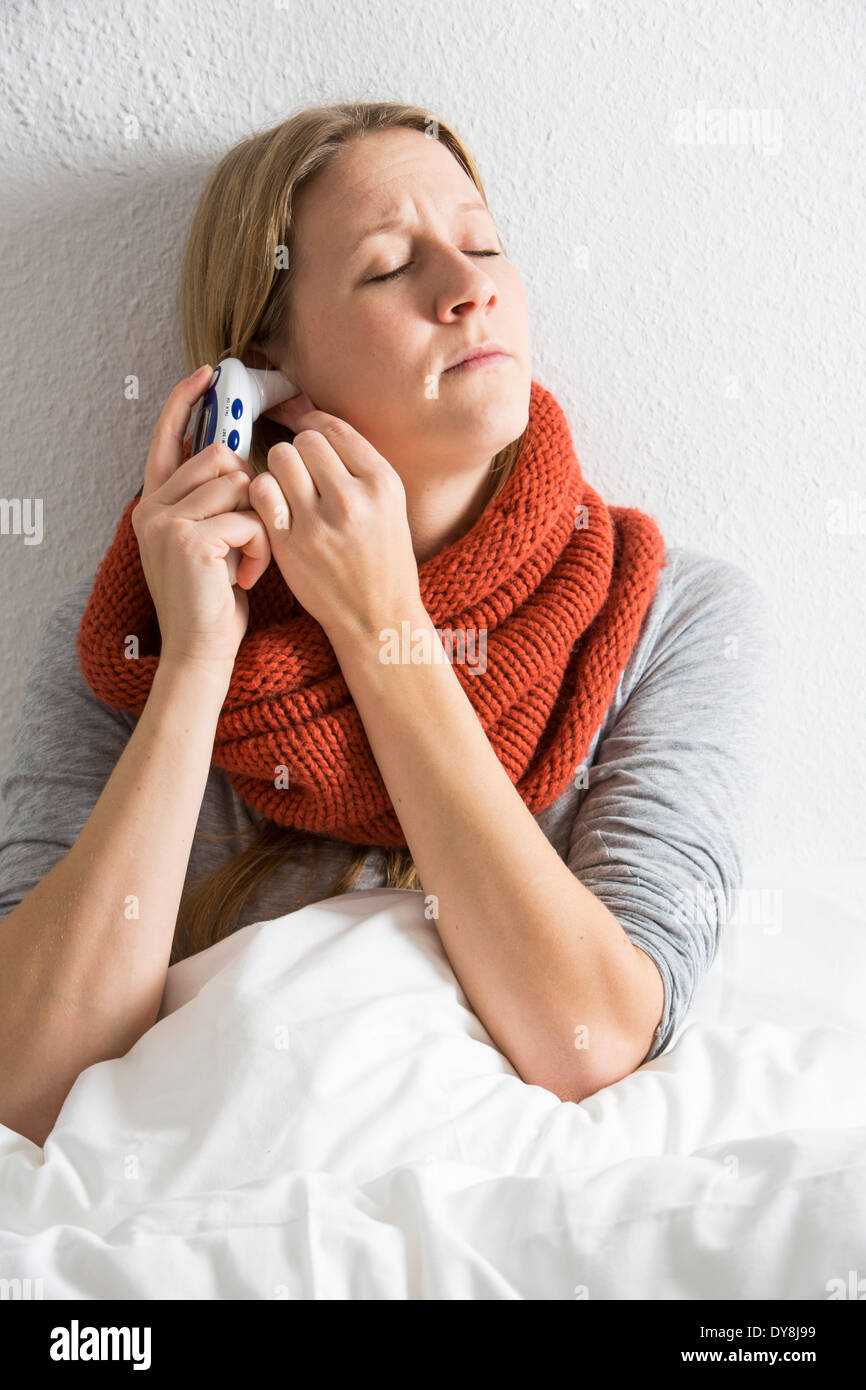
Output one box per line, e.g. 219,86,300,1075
436,252,498,321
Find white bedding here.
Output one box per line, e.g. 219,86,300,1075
1,860,864,1299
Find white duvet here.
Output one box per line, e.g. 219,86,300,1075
1,861,864,1299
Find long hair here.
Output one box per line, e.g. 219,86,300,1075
172,101,527,964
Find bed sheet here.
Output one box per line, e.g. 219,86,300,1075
0,860,863,1299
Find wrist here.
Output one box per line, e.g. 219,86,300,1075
325,595,429,658
153,653,235,704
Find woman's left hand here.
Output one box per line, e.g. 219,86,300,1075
247,411,422,640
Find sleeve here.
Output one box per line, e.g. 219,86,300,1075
566,551,778,1063
0,580,136,924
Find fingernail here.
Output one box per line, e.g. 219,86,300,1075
192,363,212,380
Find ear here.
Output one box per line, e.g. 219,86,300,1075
243,339,318,432
259,385,320,434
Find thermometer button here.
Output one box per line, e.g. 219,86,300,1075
231,398,243,419
227,429,240,451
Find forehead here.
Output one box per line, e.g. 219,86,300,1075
291,128,481,264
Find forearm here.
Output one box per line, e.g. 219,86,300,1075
0,656,232,1145
328,602,663,1102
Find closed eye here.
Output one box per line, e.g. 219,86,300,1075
368,250,501,284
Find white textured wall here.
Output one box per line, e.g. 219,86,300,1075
1,0,863,868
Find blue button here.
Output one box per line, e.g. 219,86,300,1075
227,429,240,451
231,397,243,419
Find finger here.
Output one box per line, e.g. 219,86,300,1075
164,468,251,520
263,441,320,508
249,466,298,529
289,410,386,479
267,433,359,514
151,444,255,509
141,366,214,501
197,509,272,589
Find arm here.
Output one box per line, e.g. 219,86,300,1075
565,550,777,1061
328,601,664,1105
247,409,665,1105
0,655,232,1147
248,415,768,1100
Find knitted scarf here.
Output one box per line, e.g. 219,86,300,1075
77,379,666,847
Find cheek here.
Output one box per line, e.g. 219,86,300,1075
314,312,412,420
500,263,527,313
299,308,375,393
348,305,422,388
499,268,530,355
355,297,411,344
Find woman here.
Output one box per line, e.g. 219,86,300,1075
0,103,773,1147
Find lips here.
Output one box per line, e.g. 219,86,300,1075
443,342,508,372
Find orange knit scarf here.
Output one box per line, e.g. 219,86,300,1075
77,380,666,847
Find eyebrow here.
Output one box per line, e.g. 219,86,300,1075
349,197,491,258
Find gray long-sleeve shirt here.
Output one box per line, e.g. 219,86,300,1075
0,546,776,1063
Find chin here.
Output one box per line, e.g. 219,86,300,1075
445,382,529,436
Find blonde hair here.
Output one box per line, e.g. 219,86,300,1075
172,101,526,964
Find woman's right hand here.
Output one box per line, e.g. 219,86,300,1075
131,366,272,673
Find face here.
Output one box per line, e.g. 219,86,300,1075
254,127,532,485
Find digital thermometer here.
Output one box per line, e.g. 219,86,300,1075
189,357,300,463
